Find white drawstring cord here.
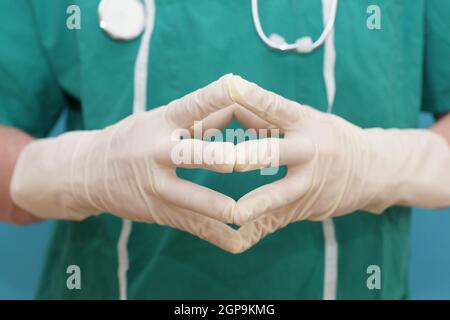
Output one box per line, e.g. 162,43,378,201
322,219,338,300
117,219,132,300
132,0,156,114
117,0,156,301
321,0,338,301
322,0,337,111
251,0,338,53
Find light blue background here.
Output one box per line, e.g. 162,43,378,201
1,113,449,299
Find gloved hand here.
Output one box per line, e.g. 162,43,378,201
12,73,450,254
227,76,450,249
10,76,246,252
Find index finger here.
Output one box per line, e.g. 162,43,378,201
227,75,302,129
165,74,236,128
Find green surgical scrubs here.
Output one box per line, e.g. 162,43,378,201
1,0,450,299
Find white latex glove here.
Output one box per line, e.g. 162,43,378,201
10,76,246,252
12,73,450,254
226,76,450,235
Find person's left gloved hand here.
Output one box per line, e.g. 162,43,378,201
224,76,450,252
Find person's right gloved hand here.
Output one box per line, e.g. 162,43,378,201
10,76,245,252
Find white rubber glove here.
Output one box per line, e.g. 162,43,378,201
227,76,450,232
10,76,244,252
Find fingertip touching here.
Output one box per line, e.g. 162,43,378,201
221,74,301,128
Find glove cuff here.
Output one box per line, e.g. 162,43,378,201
362,128,450,212
10,130,100,220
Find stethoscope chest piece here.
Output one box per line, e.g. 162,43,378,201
98,0,145,41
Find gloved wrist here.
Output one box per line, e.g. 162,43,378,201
10,130,101,220
362,128,450,212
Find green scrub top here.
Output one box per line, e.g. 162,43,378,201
1,0,450,299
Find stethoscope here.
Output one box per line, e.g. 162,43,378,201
98,0,338,54
98,0,146,41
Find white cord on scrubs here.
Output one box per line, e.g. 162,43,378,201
320,0,338,301
117,0,156,301
252,0,339,300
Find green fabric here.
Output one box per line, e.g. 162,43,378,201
422,0,450,113
0,1,65,137
1,0,449,299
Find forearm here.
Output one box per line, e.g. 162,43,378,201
367,112,450,209
388,113,450,209
0,126,40,224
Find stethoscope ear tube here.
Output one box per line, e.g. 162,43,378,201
251,0,338,53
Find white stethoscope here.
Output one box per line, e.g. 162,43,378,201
251,0,338,53
98,0,338,55
98,0,146,41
